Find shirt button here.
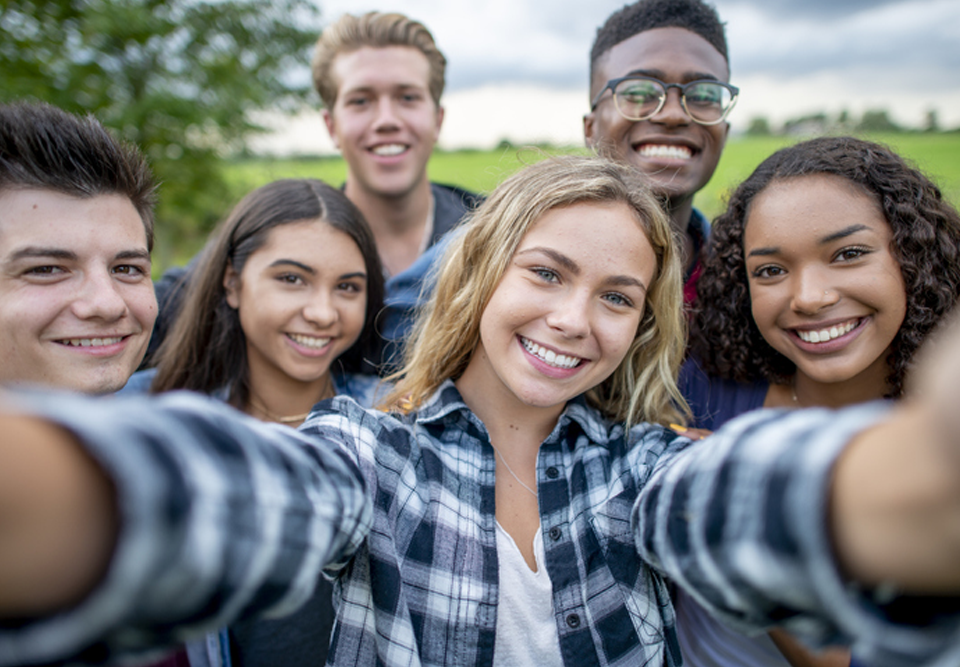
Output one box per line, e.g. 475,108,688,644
566,613,581,628
549,526,562,541
546,466,559,479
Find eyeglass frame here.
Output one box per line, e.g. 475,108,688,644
590,75,740,126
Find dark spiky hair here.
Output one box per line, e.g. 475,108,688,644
0,101,156,250
590,0,728,81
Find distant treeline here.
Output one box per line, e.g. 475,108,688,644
745,109,953,137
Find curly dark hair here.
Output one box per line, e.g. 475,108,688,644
590,0,728,82
690,136,960,397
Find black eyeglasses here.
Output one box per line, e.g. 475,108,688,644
591,75,739,126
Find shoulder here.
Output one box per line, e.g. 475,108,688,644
430,181,484,209
689,207,712,240
333,372,392,409
680,356,769,431
430,182,484,239
117,368,157,395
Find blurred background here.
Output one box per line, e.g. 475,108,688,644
3,0,958,269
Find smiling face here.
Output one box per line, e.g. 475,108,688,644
744,174,907,392
457,201,658,418
0,188,156,394
584,27,729,210
322,45,444,202
224,220,368,399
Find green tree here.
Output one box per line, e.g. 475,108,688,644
0,0,322,268
857,109,902,133
745,116,772,136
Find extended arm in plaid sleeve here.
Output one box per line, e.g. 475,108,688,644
0,390,371,667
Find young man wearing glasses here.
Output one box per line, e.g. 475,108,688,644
584,0,736,304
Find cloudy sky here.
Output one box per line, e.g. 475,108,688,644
255,0,960,153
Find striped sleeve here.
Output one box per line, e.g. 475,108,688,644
0,390,370,667
634,402,960,667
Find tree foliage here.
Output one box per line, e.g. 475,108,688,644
0,0,323,266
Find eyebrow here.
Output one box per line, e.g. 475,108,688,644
746,224,873,258
517,246,648,292
269,259,316,274
6,246,149,263
623,68,721,82
268,259,367,281
7,247,79,263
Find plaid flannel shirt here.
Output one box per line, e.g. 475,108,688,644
4,384,960,667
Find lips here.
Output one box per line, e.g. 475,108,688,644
287,333,332,350
56,336,126,347
520,336,584,369
794,318,862,344
370,143,408,156
636,143,693,160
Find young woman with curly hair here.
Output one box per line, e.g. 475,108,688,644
675,136,960,667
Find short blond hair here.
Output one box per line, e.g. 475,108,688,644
385,154,688,427
312,11,446,109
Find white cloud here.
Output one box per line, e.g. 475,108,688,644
254,0,960,152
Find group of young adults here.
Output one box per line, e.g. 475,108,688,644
2,1,960,667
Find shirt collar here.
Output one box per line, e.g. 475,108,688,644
415,380,614,448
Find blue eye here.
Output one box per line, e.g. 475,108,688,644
603,292,633,307
533,267,560,282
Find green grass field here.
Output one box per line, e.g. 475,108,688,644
227,132,960,225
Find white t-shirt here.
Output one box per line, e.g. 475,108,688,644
494,522,565,667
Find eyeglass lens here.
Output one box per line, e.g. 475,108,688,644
614,79,733,123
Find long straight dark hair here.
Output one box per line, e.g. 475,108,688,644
151,179,384,408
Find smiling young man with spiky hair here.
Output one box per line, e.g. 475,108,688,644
0,101,158,395
584,0,738,305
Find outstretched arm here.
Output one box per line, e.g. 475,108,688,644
0,391,370,666
0,414,117,616
635,314,960,666
832,319,960,592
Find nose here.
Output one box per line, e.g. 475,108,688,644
372,97,401,131
70,271,129,322
544,289,591,339
790,269,839,314
303,291,339,327
650,86,689,126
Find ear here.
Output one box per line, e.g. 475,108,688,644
583,112,597,150
223,265,241,309
433,104,445,140
322,108,340,149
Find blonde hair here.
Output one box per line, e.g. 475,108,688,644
384,155,688,427
312,11,446,109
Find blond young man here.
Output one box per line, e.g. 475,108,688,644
149,12,478,372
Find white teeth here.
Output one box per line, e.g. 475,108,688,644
62,337,123,347
289,333,331,349
521,337,581,369
797,320,858,344
372,144,407,156
638,144,692,160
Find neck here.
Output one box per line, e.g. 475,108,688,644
345,176,433,276
790,364,891,410
244,367,336,425
455,361,562,451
